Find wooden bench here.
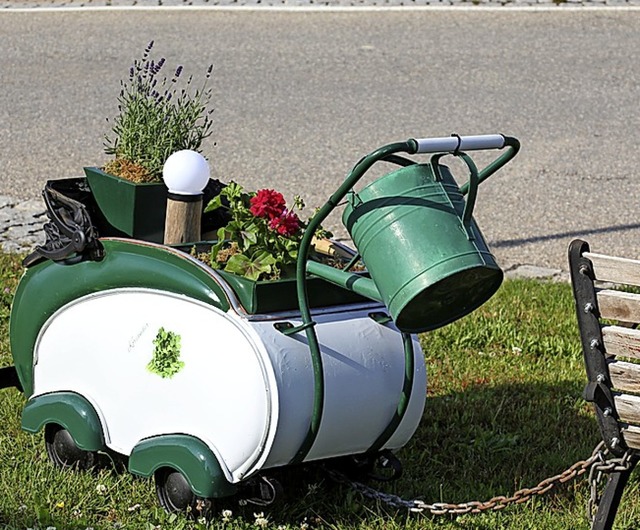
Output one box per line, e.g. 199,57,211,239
569,240,640,530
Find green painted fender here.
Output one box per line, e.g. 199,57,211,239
129,434,237,499
21,392,104,452
10,238,231,397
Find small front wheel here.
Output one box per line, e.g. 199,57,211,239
45,423,96,470
155,467,212,515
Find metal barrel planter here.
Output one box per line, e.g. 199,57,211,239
342,160,501,333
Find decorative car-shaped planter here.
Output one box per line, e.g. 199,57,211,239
2,134,519,513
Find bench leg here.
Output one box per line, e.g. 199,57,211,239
591,459,637,530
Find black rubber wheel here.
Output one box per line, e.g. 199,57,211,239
44,423,96,470
155,467,207,514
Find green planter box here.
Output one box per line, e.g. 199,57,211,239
83,167,167,243
217,269,371,314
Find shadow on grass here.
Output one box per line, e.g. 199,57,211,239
0,380,604,529
262,379,602,527
400,380,598,498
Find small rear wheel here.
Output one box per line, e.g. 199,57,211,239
45,423,96,470
155,467,212,516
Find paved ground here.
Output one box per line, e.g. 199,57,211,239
0,197,46,253
2,0,640,7
1,8,639,278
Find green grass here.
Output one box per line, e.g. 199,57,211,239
1,251,638,529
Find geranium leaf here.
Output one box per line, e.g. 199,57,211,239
209,240,225,259
253,251,277,265
204,195,223,213
225,253,273,281
241,230,258,248
224,254,252,276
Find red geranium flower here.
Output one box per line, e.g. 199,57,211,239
269,210,301,237
250,189,286,220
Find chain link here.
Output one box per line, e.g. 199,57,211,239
587,444,636,521
325,441,634,516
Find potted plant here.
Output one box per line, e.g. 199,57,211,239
84,41,215,243
193,182,368,314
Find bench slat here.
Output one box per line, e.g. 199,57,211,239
614,393,640,426
621,424,640,450
603,325,640,360
597,290,640,323
609,360,640,393
586,252,640,287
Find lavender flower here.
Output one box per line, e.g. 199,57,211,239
153,58,165,75
104,42,215,181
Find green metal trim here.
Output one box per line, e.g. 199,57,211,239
306,260,382,302
21,392,104,451
290,141,414,465
366,332,415,454
10,239,229,397
458,136,520,195
128,434,236,499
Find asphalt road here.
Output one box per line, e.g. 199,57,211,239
1,9,639,270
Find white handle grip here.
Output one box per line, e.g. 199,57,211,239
412,134,505,154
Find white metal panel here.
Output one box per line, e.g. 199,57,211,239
33,289,279,482
33,288,426,479
251,310,427,468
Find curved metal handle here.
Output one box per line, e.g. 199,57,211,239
459,136,520,194
458,153,479,236
431,152,479,239
410,134,506,154
408,134,520,195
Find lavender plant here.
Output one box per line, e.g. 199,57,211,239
103,41,214,183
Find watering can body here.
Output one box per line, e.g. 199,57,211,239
342,162,502,333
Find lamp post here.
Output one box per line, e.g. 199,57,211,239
162,150,210,245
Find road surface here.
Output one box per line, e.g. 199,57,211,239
1,9,639,270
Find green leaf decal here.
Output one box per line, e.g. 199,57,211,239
147,327,184,379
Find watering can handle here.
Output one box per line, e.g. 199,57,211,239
431,152,479,238
410,134,520,195
411,134,506,154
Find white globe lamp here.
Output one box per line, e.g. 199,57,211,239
162,150,210,196
162,150,210,245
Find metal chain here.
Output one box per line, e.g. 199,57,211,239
325,441,633,516
587,444,636,522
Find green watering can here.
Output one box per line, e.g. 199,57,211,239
302,134,520,333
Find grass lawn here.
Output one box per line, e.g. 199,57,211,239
1,251,639,530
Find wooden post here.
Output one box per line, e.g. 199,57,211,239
163,193,202,245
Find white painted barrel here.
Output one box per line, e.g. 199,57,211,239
247,311,426,468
